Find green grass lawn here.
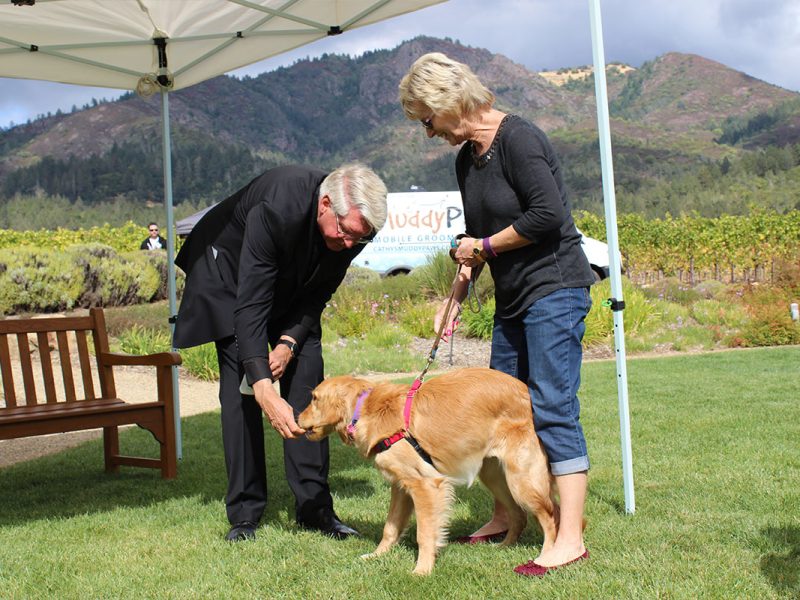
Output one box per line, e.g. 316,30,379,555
1,347,798,598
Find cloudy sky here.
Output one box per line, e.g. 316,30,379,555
1,0,798,128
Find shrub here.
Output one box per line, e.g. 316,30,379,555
586,277,660,345
139,251,184,301
460,296,495,340
180,343,220,381
641,276,701,305
691,298,748,328
118,325,172,355
412,251,459,298
733,285,800,347
353,270,420,301
324,287,394,338
736,304,800,347
67,245,161,307
363,322,412,348
0,247,84,314
341,265,380,287
103,302,172,336
694,279,728,300
395,298,438,338
323,335,420,376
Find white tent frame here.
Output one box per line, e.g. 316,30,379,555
0,0,634,513
589,0,634,514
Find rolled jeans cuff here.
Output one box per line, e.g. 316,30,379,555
550,455,590,476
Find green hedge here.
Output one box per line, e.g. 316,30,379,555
0,244,173,315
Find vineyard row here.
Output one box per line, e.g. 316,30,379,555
1,212,798,284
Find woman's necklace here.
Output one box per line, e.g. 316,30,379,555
470,114,511,168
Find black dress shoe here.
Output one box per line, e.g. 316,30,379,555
225,521,258,542
297,511,360,540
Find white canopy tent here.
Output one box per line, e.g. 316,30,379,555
0,0,633,513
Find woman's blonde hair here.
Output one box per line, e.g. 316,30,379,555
398,52,495,121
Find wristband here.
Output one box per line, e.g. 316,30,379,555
482,236,497,259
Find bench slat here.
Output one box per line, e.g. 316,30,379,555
75,330,95,400
1,397,126,420
91,308,116,399
37,331,58,404
0,334,15,408
16,333,38,406
56,331,77,403
0,315,92,334
0,402,165,439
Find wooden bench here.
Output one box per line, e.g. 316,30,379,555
0,307,181,478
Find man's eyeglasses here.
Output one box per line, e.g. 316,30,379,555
421,116,434,130
334,212,372,245
149,228,159,232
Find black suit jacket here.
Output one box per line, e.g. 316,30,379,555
173,165,363,382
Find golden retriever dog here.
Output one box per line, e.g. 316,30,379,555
298,367,558,575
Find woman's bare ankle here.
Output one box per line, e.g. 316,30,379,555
470,518,508,537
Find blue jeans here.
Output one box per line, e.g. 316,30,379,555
489,287,591,475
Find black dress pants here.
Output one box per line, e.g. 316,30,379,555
215,335,333,526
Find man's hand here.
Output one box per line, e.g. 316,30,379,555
268,343,293,380
253,379,306,439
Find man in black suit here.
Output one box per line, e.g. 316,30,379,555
173,163,388,542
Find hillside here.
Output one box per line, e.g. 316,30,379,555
1,36,799,218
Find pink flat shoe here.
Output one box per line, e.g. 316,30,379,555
453,530,508,544
513,550,589,577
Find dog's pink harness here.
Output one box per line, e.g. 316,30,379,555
345,380,434,465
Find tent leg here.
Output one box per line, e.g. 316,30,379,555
161,89,183,461
589,0,634,514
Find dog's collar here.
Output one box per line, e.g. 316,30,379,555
346,388,372,438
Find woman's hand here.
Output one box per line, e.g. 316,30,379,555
453,236,485,267
434,297,462,342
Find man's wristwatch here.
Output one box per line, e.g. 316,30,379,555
276,339,298,357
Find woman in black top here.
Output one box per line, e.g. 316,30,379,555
399,53,595,577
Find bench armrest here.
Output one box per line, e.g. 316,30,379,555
100,351,182,368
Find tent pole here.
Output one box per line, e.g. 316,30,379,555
588,0,634,513
161,88,183,460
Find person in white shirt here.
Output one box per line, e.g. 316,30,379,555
140,222,167,250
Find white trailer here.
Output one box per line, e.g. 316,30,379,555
354,191,612,280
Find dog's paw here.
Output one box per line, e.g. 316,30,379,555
360,552,378,561
412,564,433,576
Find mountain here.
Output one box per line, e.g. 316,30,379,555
1,36,799,216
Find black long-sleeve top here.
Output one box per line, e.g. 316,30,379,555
456,115,594,318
